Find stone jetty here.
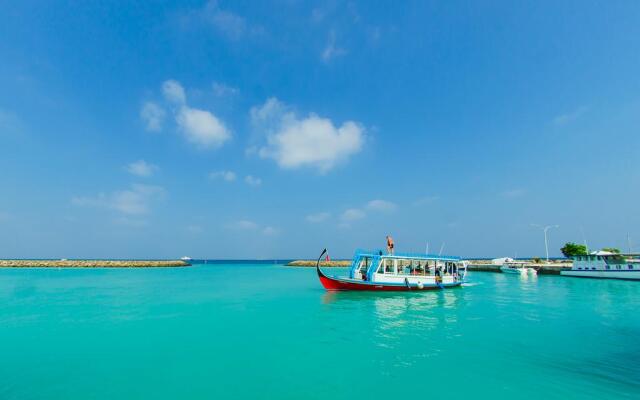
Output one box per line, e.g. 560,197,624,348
0,259,190,268
286,260,351,267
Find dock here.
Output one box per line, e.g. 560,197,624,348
466,260,571,275
0,259,191,268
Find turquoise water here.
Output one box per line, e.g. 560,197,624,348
1,263,639,399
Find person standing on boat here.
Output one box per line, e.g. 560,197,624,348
386,235,395,255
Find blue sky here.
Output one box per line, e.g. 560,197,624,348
1,1,639,259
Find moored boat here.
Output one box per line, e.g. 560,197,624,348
561,251,640,280
316,249,468,291
499,259,537,275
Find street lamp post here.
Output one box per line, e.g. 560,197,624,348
532,224,559,262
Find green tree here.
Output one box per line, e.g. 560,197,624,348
602,247,621,253
560,242,588,258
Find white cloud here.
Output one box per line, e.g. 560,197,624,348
162,80,187,104
553,106,589,126
322,30,347,63
72,184,165,215
140,102,165,132
321,200,395,227
502,188,526,198
176,105,231,149
366,199,396,212
201,0,247,39
227,219,259,230
126,160,158,177
155,79,231,149
341,208,365,222
209,170,236,182
230,219,258,229
226,219,278,236
252,97,364,173
413,196,439,206
244,175,262,186
186,225,204,233
311,8,327,23
250,97,286,127
306,212,331,223
113,217,148,228
0,108,24,136
262,226,279,236
212,82,239,96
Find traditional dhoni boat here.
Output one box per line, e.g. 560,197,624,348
316,249,468,291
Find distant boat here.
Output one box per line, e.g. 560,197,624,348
316,249,468,291
180,256,192,261
561,251,640,280
493,257,536,275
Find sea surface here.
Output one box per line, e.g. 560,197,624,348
1,263,639,399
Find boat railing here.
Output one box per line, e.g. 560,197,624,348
354,248,460,261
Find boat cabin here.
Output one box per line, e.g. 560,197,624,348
349,250,466,285
571,251,640,271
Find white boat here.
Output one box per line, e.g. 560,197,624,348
494,257,536,275
180,256,192,261
561,251,640,280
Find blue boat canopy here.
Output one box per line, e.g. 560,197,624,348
353,249,460,262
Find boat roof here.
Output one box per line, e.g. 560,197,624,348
575,252,640,258
354,249,460,262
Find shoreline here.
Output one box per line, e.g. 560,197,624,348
0,260,190,268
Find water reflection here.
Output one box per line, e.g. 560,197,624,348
320,288,467,350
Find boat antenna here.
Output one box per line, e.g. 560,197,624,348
627,233,632,254
438,242,445,256
425,242,429,255
580,226,589,253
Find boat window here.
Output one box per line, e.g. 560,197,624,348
596,256,601,261
381,259,395,274
397,260,406,274
591,267,596,270
628,264,633,270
